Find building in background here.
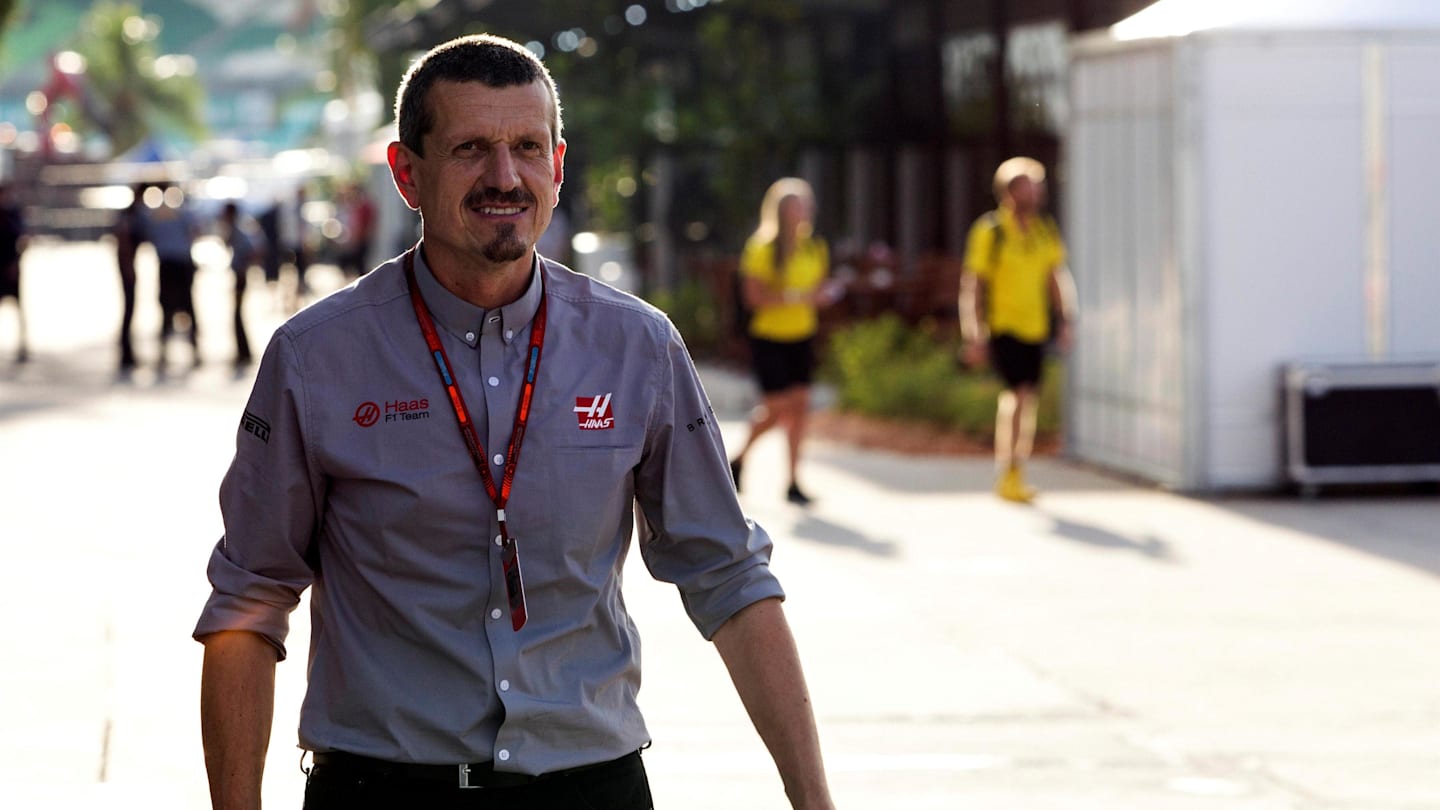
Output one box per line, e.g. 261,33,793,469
1066,0,1440,490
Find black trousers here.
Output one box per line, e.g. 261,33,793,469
302,750,653,810
118,258,137,368
232,267,252,364
157,257,198,352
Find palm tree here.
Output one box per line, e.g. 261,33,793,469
64,1,206,156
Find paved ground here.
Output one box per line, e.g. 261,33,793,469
1,240,1438,809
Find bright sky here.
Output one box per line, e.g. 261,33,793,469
1112,0,1440,40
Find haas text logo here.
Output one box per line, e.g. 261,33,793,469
574,393,615,430
354,397,431,428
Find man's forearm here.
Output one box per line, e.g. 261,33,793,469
1049,265,1077,323
712,598,834,810
959,271,986,344
200,630,279,810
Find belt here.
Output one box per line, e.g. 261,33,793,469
310,749,637,790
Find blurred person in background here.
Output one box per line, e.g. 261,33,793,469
257,197,283,295
143,182,202,372
219,201,264,370
278,185,311,306
113,184,147,374
194,33,834,810
0,182,29,364
728,177,842,506
337,182,378,279
960,157,1076,503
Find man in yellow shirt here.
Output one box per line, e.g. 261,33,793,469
960,157,1076,502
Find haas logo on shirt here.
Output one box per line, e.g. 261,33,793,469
574,393,615,430
353,396,431,428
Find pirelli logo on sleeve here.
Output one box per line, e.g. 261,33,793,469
241,410,271,443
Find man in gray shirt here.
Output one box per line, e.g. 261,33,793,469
195,34,835,810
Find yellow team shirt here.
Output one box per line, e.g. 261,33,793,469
740,235,829,342
963,208,1066,344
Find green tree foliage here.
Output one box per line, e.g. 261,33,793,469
331,0,407,106
368,0,851,244
339,1,872,244
539,0,838,244
0,0,18,56
66,1,206,155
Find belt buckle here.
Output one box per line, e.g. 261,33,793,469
458,763,484,789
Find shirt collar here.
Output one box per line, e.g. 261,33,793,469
413,248,544,348
998,206,1044,233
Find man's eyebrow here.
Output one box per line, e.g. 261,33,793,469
444,121,550,139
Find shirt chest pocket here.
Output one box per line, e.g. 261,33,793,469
513,442,643,581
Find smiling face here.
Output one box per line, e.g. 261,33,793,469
388,79,566,298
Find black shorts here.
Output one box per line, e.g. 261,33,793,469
990,334,1045,389
0,258,18,300
749,336,815,394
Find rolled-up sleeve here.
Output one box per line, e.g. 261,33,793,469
193,329,323,660
634,321,784,640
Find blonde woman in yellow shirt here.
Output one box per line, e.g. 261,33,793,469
729,178,841,505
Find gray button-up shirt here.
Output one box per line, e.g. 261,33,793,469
194,249,782,774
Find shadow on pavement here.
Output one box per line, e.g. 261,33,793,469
1040,510,1180,564
808,441,1142,497
791,512,899,558
0,393,63,422
1214,493,1440,579
0,337,258,424
0,347,121,422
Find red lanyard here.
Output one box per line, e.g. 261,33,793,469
404,250,547,631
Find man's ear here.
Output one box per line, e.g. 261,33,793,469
552,139,566,199
387,142,421,211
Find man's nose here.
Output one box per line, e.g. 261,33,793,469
482,147,520,191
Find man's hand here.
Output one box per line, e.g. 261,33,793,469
1054,320,1074,354
963,340,988,369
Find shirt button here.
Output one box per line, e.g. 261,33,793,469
490,608,502,620
492,453,504,466
495,534,503,546
504,330,514,340
487,376,500,387
499,679,510,692
465,331,476,342
497,749,510,762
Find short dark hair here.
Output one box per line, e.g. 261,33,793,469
395,34,563,157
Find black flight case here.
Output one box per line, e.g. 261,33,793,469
1283,361,1440,493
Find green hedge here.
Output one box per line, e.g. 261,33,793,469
819,314,1062,438
648,281,725,356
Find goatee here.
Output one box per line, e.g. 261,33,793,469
483,224,528,263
